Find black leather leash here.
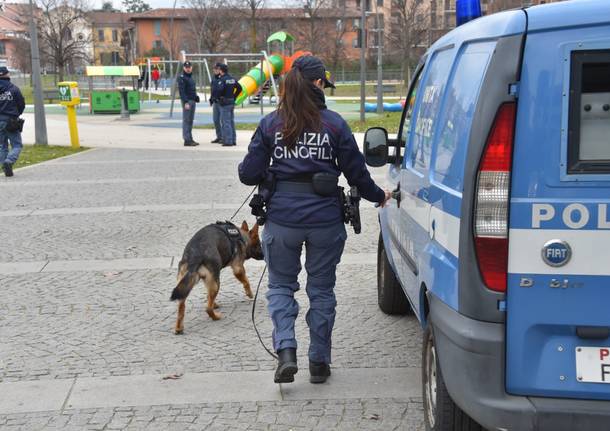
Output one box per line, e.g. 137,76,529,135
229,186,278,360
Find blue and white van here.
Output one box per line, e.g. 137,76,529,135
363,1,610,430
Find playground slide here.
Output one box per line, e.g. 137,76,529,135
234,51,310,105
235,55,284,105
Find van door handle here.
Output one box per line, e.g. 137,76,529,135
392,187,401,206
576,326,609,340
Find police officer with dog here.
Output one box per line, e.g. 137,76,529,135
0,66,25,177
216,63,241,147
238,56,390,384
177,61,200,147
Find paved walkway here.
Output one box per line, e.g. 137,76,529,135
0,146,424,430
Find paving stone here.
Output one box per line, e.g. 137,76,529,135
0,148,424,430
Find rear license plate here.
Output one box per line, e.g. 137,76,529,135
576,346,610,383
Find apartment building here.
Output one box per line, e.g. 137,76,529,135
88,11,133,65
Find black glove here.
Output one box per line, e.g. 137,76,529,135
195,95,200,103
209,99,213,106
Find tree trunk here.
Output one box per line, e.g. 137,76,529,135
250,15,257,51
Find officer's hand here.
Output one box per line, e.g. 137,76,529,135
195,96,200,103
184,103,190,110
379,190,392,208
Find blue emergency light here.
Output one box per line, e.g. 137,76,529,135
456,0,482,26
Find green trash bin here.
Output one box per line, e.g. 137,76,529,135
90,89,140,114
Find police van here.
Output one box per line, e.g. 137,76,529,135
363,1,610,430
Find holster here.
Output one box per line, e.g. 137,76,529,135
311,173,339,197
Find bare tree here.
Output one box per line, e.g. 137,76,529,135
12,37,33,75
387,0,426,82
235,0,265,52
303,0,334,54
327,8,349,94
119,13,135,64
183,0,237,54
38,0,93,81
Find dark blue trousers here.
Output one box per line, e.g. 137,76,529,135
262,220,347,364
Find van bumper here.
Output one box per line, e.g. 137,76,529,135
429,294,610,431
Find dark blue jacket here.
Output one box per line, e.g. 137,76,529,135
0,79,25,119
210,74,222,103
177,72,197,103
238,109,385,227
217,73,241,104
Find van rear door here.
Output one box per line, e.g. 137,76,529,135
506,3,610,401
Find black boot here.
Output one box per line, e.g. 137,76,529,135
211,137,221,143
309,361,331,384
274,348,297,383
3,162,13,177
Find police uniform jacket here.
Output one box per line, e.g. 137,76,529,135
177,72,197,104
210,74,222,103
217,74,241,105
0,79,25,120
238,89,384,228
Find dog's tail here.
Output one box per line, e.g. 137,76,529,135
170,270,199,301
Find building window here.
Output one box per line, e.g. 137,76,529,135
98,29,104,41
0,42,5,56
112,29,118,42
353,18,360,29
111,51,120,65
154,20,161,36
153,40,163,49
377,0,383,6
336,19,343,31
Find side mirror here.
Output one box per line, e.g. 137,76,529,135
363,127,389,167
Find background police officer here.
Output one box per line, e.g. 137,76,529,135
216,63,241,147
210,63,223,144
0,66,25,177
238,56,390,384
177,61,200,147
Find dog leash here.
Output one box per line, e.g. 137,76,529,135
229,185,278,360
251,264,278,360
228,186,257,222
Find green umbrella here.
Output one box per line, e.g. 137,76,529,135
266,31,295,44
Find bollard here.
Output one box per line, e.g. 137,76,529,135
119,88,130,120
65,105,80,148
58,81,80,148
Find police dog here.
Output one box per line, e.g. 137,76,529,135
170,220,264,334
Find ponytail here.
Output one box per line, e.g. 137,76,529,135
278,68,321,150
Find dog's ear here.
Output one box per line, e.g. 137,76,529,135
241,220,249,231
249,223,259,237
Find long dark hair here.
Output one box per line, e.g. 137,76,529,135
278,68,321,150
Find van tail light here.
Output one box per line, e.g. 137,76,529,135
474,103,516,293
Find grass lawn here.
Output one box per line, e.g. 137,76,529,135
346,111,403,133
14,145,88,170
194,110,403,134
330,83,406,98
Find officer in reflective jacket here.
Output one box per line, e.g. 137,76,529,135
238,56,390,384
216,63,241,147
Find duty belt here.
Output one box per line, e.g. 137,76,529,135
275,181,316,194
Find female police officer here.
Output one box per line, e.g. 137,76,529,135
238,56,390,384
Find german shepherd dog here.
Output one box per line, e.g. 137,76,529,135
170,220,264,334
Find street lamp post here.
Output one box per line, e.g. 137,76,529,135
359,0,366,123
28,0,48,146
374,12,382,114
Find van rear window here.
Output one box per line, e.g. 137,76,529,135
568,50,610,174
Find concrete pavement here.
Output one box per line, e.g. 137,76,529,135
0,145,424,430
